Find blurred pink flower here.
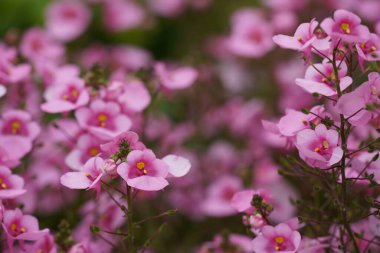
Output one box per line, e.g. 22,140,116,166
46,0,91,42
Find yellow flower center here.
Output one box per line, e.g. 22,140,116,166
89,147,99,157
97,114,108,127
136,162,147,174
11,223,17,231
341,23,351,34
11,120,21,134
372,86,378,95
275,236,284,244
371,46,377,51
322,140,329,149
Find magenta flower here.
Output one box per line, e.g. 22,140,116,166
295,59,352,96
252,223,301,253
75,100,132,140
2,209,49,248
60,157,108,192
228,9,274,58
320,9,370,43
41,76,89,113
154,62,198,90
117,149,169,191
46,0,91,42
296,124,343,169
0,166,26,199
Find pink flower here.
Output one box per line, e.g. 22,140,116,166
100,131,145,157
162,154,191,177
356,33,380,68
154,62,198,90
277,105,324,137
109,46,151,71
75,100,132,140
20,28,64,63
46,0,91,42
335,72,380,126
0,44,31,85
65,133,104,170
60,157,109,192
117,149,169,191
201,176,242,217
228,9,274,58
103,0,144,32
41,77,90,113
0,110,40,141
0,136,32,168
2,208,49,248
295,59,352,96
109,80,151,113
147,0,186,17
23,233,57,253
320,9,370,43
296,124,343,169
230,189,270,214
252,223,301,253
273,19,329,57
0,166,26,199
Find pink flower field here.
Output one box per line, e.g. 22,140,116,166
1,0,380,252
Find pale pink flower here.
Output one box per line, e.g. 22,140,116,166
60,157,109,192
103,0,144,32
228,9,274,58
154,62,198,90
20,28,64,63
277,105,324,137
117,149,169,191
75,99,132,140
320,9,370,43
335,72,380,126
65,133,103,170
0,44,31,86
162,154,191,177
296,124,343,169
46,0,91,42
295,59,352,96
356,33,380,68
252,222,301,253
0,110,40,141
273,19,329,57
0,166,26,199
2,208,49,248
41,77,89,113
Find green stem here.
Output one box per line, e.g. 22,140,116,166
332,48,360,253
127,186,136,253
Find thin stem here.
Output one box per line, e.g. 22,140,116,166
126,186,136,253
332,47,360,253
